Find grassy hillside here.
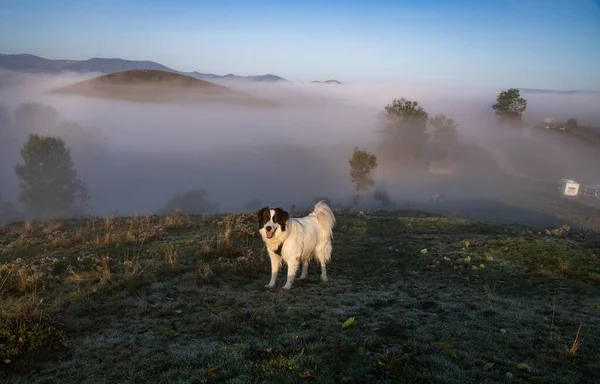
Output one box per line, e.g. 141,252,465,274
1,210,599,383
50,69,277,106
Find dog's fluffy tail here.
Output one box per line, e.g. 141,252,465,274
313,200,336,240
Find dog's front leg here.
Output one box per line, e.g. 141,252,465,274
265,252,281,288
282,257,299,290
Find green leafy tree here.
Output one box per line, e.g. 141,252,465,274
566,118,578,131
161,188,218,214
349,147,378,205
380,98,430,166
492,88,527,119
15,134,88,219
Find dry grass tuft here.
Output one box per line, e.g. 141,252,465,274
100,256,111,282
197,261,214,284
23,220,33,234
104,216,114,233
164,245,179,268
569,323,584,355
165,209,185,230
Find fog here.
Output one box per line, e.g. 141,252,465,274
1,70,600,226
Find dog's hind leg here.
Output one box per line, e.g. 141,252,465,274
298,259,309,280
315,242,332,282
265,252,282,288
319,261,328,282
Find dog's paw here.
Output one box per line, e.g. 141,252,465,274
320,276,328,283
264,284,275,289
297,275,307,280
281,285,292,290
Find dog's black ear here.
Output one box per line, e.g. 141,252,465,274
274,208,289,231
257,207,270,228
257,207,268,220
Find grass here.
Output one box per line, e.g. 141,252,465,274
0,210,599,383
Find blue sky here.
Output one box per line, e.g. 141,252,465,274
0,0,599,90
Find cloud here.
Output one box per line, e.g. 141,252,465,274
1,71,599,222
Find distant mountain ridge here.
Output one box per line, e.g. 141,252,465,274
518,88,600,95
311,80,342,85
0,53,337,84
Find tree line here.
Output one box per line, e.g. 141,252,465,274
347,97,460,206
347,87,581,206
0,88,584,222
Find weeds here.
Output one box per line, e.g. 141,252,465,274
0,296,64,362
0,210,598,383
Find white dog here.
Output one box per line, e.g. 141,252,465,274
257,201,336,290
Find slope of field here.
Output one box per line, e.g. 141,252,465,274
50,69,276,106
1,211,599,383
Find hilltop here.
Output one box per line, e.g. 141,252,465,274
0,53,290,83
0,53,345,85
519,88,600,95
311,80,342,85
50,69,276,106
0,210,598,383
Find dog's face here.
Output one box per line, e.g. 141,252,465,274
257,206,289,240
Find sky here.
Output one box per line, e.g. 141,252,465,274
0,0,599,90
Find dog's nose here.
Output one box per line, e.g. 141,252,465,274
266,226,272,232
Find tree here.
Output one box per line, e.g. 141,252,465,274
492,88,527,119
349,147,378,205
566,118,578,131
379,98,430,166
429,114,458,141
14,134,88,219
161,188,218,214
429,113,459,160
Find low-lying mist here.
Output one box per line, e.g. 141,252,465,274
1,71,599,226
